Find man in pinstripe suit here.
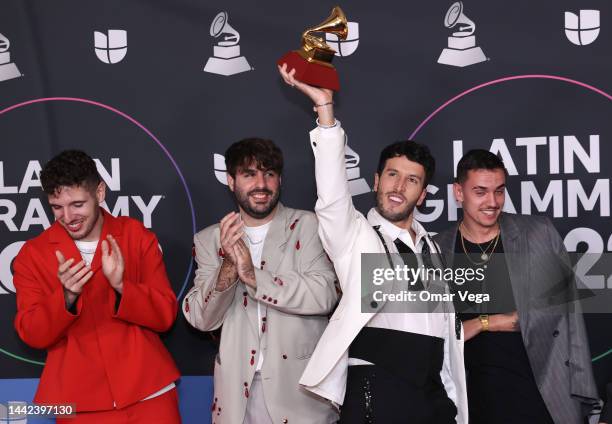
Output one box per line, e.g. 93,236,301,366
435,149,598,423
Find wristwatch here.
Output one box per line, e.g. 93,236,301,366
478,314,489,332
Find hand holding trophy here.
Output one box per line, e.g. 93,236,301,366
277,6,347,91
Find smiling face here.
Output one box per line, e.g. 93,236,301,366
374,156,427,227
227,162,281,221
48,182,106,241
454,169,506,230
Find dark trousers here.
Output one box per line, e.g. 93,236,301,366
341,365,456,424
340,327,457,424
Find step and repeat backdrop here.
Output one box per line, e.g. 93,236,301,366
0,0,611,422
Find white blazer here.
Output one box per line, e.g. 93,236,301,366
299,124,468,424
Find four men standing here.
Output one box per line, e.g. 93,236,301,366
11,81,600,423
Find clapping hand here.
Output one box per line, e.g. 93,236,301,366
101,234,125,294
219,212,243,265
56,250,93,308
233,238,256,288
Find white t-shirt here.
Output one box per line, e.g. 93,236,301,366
243,221,272,371
74,240,97,266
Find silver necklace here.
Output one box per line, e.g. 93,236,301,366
244,232,264,245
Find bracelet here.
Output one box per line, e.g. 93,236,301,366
478,314,489,331
314,101,334,108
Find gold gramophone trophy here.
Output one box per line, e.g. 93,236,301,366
278,6,348,91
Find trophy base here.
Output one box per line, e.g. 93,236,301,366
277,51,340,91
437,47,486,67
0,62,21,82
203,56,251,76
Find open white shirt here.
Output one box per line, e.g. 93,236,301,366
243,221,272,371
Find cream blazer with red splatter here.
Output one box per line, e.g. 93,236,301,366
183,203,338,424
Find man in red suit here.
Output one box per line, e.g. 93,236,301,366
13,150,181,423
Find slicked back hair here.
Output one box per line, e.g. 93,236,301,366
455,149,508,184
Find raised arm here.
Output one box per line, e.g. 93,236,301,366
278,64,361,261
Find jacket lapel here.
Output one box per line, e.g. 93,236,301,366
435,222,460,268
48,209,122,275
241,204,288,338
48,222,83,267
260,203,289,274
500,213,530,333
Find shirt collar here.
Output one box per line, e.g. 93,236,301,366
366,207,429,252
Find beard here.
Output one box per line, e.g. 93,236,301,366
234,187,281,220
375,189,416,223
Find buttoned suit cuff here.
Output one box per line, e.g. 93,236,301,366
250,268,279,305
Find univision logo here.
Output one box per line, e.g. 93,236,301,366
564,10,600,46
213,153,228,185
94,29,128,64
325,21,359,57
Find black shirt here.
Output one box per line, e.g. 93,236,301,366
453,231,554,424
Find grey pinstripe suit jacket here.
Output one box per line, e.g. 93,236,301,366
435,213,598,424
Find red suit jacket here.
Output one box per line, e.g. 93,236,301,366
13,210,180,411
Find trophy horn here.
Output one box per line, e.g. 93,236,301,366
301,6,348,55
277,5,348,90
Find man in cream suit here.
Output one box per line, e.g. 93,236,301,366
278,66,467,423
183,138,338,423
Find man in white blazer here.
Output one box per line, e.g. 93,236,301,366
278,65,467,423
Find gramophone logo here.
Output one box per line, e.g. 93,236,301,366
0,32,22,82
565,10,600,46
326,21,359,57
437,2,487,67
213,147,370,197
204,11,251,76
94,29,127,64
345,144,370,196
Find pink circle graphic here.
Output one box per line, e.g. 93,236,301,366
410,75,612,362
410,74,612,140
0,97,197,365
0,97,196,298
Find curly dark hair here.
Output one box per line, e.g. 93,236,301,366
225,138,283,177
40,150,101,195
377,140,436,187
